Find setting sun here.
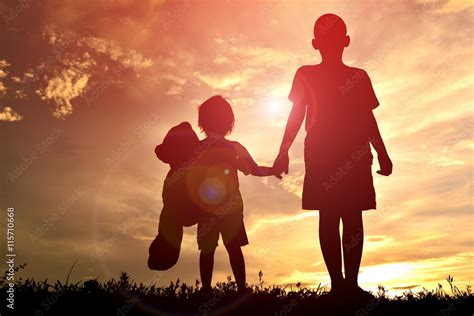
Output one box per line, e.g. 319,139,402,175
264,97,286,116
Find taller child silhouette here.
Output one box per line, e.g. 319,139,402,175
273,14,393,297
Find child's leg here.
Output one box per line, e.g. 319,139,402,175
342,210,364,288
199,247,216,291
319,210,344,290
224,244,246,291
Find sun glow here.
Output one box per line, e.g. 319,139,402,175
264,96,286,116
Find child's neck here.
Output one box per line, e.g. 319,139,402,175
206,133,225,140
320,57,345,67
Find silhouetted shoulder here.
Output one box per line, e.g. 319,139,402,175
289,65,319,104
229,141,251,161
346,66,369,78
344,66,379,110
229,141,258,175
229,140,246,153
296,64,320,76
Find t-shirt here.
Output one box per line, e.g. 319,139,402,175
288,64,379,166
187,137,257,212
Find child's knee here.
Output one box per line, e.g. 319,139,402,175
342,210,363,226
224,243,242,254
200,246,216,255
319,211,341,226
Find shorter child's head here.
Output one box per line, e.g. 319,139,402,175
312,14,350,57
198,95,235,136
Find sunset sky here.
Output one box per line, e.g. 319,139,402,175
1,0,472,295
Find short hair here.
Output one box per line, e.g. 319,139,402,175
314,13,347,39
198,95,235,136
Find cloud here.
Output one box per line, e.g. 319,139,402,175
159,73,187,96
0,59,10,97
36,55,96,118
0,106,23,122
17,27,155,119
247,211,317,236
81,37,154,71
279,170,304,198
190,37,299,95
415,0,473,13
193,70,254,90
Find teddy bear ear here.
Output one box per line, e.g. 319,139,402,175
155,144,164,159
179,121,192,128
155,143,174,163
177,121,199,141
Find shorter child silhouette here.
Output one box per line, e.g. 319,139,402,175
187,96,278,293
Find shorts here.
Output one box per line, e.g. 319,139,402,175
197,212,249,251
302,137,376,211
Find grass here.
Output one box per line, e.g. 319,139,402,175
1,264,472,316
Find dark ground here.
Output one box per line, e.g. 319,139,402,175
1,269,472,316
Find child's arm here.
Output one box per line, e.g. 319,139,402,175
367,111,392,176
250,166,282,179
273,100,306,176
234,143,282,179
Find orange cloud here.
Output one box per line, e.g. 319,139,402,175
0,106,23,122
81,37,154,70
36,56,95,118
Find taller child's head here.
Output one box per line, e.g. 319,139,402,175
312,14,350,61
198,95,235,137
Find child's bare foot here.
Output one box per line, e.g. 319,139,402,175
346,283,374,301
327,279,345,298
199,286,213,297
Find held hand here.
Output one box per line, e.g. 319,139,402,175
273,151,289,179
272,170,283,180
377,153,393,176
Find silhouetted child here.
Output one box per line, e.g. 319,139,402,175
273,14,392,297
148,122,200,270
187,95,278,293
